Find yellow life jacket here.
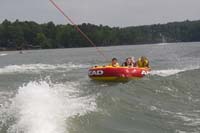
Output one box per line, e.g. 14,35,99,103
137,58,149,67
108,62,120,67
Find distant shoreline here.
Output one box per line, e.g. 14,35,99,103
1,41,199,53
0,19,200,51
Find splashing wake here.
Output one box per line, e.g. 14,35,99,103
2,81,96,133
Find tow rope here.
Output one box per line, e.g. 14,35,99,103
49,0,107,60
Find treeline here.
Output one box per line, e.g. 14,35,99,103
0,19,200,50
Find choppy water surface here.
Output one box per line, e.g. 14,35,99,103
0,42,200,133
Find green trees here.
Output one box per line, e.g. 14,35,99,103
35,33,50,48
0,19,200,50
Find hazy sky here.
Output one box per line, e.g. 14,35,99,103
0,0,200,27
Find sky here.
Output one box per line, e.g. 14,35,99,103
0,0,200,27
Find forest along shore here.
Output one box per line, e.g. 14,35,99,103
0,19,200,50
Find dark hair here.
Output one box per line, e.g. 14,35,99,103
112,58,117,61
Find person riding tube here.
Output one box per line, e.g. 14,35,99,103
122,57,136,67
137,56,149,68
108,58,120,67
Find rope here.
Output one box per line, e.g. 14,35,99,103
49,0,107,60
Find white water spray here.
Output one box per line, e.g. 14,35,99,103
0,63,89,74
6,81,97,133
151,65,200,77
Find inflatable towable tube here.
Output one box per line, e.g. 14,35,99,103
88,66,151,81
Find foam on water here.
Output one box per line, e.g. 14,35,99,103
156,43,168,46
0,63,89,74
0,53,8,56
175,112,200,127
151,69,185,77
151,65,200,77
148,105,200,132
2,81,96,133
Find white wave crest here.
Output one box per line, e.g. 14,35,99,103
151,65,200,77
6,81,97,133
151,69,185,77
175,112,200,126
156,43,168,46
0,53,8,56
0,63,89,74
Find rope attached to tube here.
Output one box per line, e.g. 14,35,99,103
49,0,107,60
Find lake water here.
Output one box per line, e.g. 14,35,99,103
0,42,200,133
